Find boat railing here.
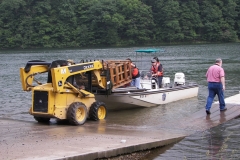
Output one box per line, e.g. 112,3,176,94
112,87,148,93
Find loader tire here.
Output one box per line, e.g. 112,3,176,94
67,102,87,125
34,116,50,123
89,101,107,121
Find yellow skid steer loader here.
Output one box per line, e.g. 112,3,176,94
20,59,131,125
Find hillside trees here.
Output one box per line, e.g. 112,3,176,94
116,0,155,45
84,0,123,45
0,0,27,48
0,0,239,49
153,0,183,42
179,1,203,42
235,0,240,37
199,0,238,41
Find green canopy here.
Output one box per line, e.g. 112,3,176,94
135,48,165,53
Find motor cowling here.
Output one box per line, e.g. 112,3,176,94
174,72,185,85
162,77,170,87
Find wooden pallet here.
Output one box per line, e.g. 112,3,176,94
103,60,132,89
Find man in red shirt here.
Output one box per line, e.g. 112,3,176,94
205,58,226,114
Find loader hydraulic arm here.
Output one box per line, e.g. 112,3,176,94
20,63,50,91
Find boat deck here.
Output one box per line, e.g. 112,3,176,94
1,94,240,160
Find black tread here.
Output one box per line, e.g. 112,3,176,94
33,116,50,123
67,102,87,125
89,101,107,121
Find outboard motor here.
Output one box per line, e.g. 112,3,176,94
174,72,185,86
162,77,170,88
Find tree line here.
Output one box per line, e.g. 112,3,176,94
0,0,239,49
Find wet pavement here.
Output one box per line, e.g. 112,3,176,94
1,94,240,160
0,119,185,160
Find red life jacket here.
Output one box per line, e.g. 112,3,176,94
151,63,163,76
132,67,140,79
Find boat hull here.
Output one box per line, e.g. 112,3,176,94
95,84,199,110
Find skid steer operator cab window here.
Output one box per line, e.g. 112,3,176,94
67,74,86,90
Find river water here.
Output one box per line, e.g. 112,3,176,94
0,43,240,159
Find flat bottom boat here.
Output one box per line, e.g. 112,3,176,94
95,73,199,110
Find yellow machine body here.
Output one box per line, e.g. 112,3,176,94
28,84,96,120
19,60,116,125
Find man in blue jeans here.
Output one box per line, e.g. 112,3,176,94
205,58,227,114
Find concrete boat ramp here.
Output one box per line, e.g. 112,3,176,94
1,94,240,160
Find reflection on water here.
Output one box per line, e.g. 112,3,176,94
0,43,240,159
107,97,199,129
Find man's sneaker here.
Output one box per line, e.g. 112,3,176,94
220,108,227,112
206,110,211,114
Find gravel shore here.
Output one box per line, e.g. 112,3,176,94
98,143,177,160
98,150,152,160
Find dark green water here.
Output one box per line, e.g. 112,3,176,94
0,43,239,159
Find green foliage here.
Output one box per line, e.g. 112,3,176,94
200,0,238,42
116,0,154,45
233,0,240,38
0,0,239,49
179,1,203,41
153,0,183,42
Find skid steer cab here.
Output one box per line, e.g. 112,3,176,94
20,59,115,125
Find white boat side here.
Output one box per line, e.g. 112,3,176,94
95,72,199,110
95,84,199,110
